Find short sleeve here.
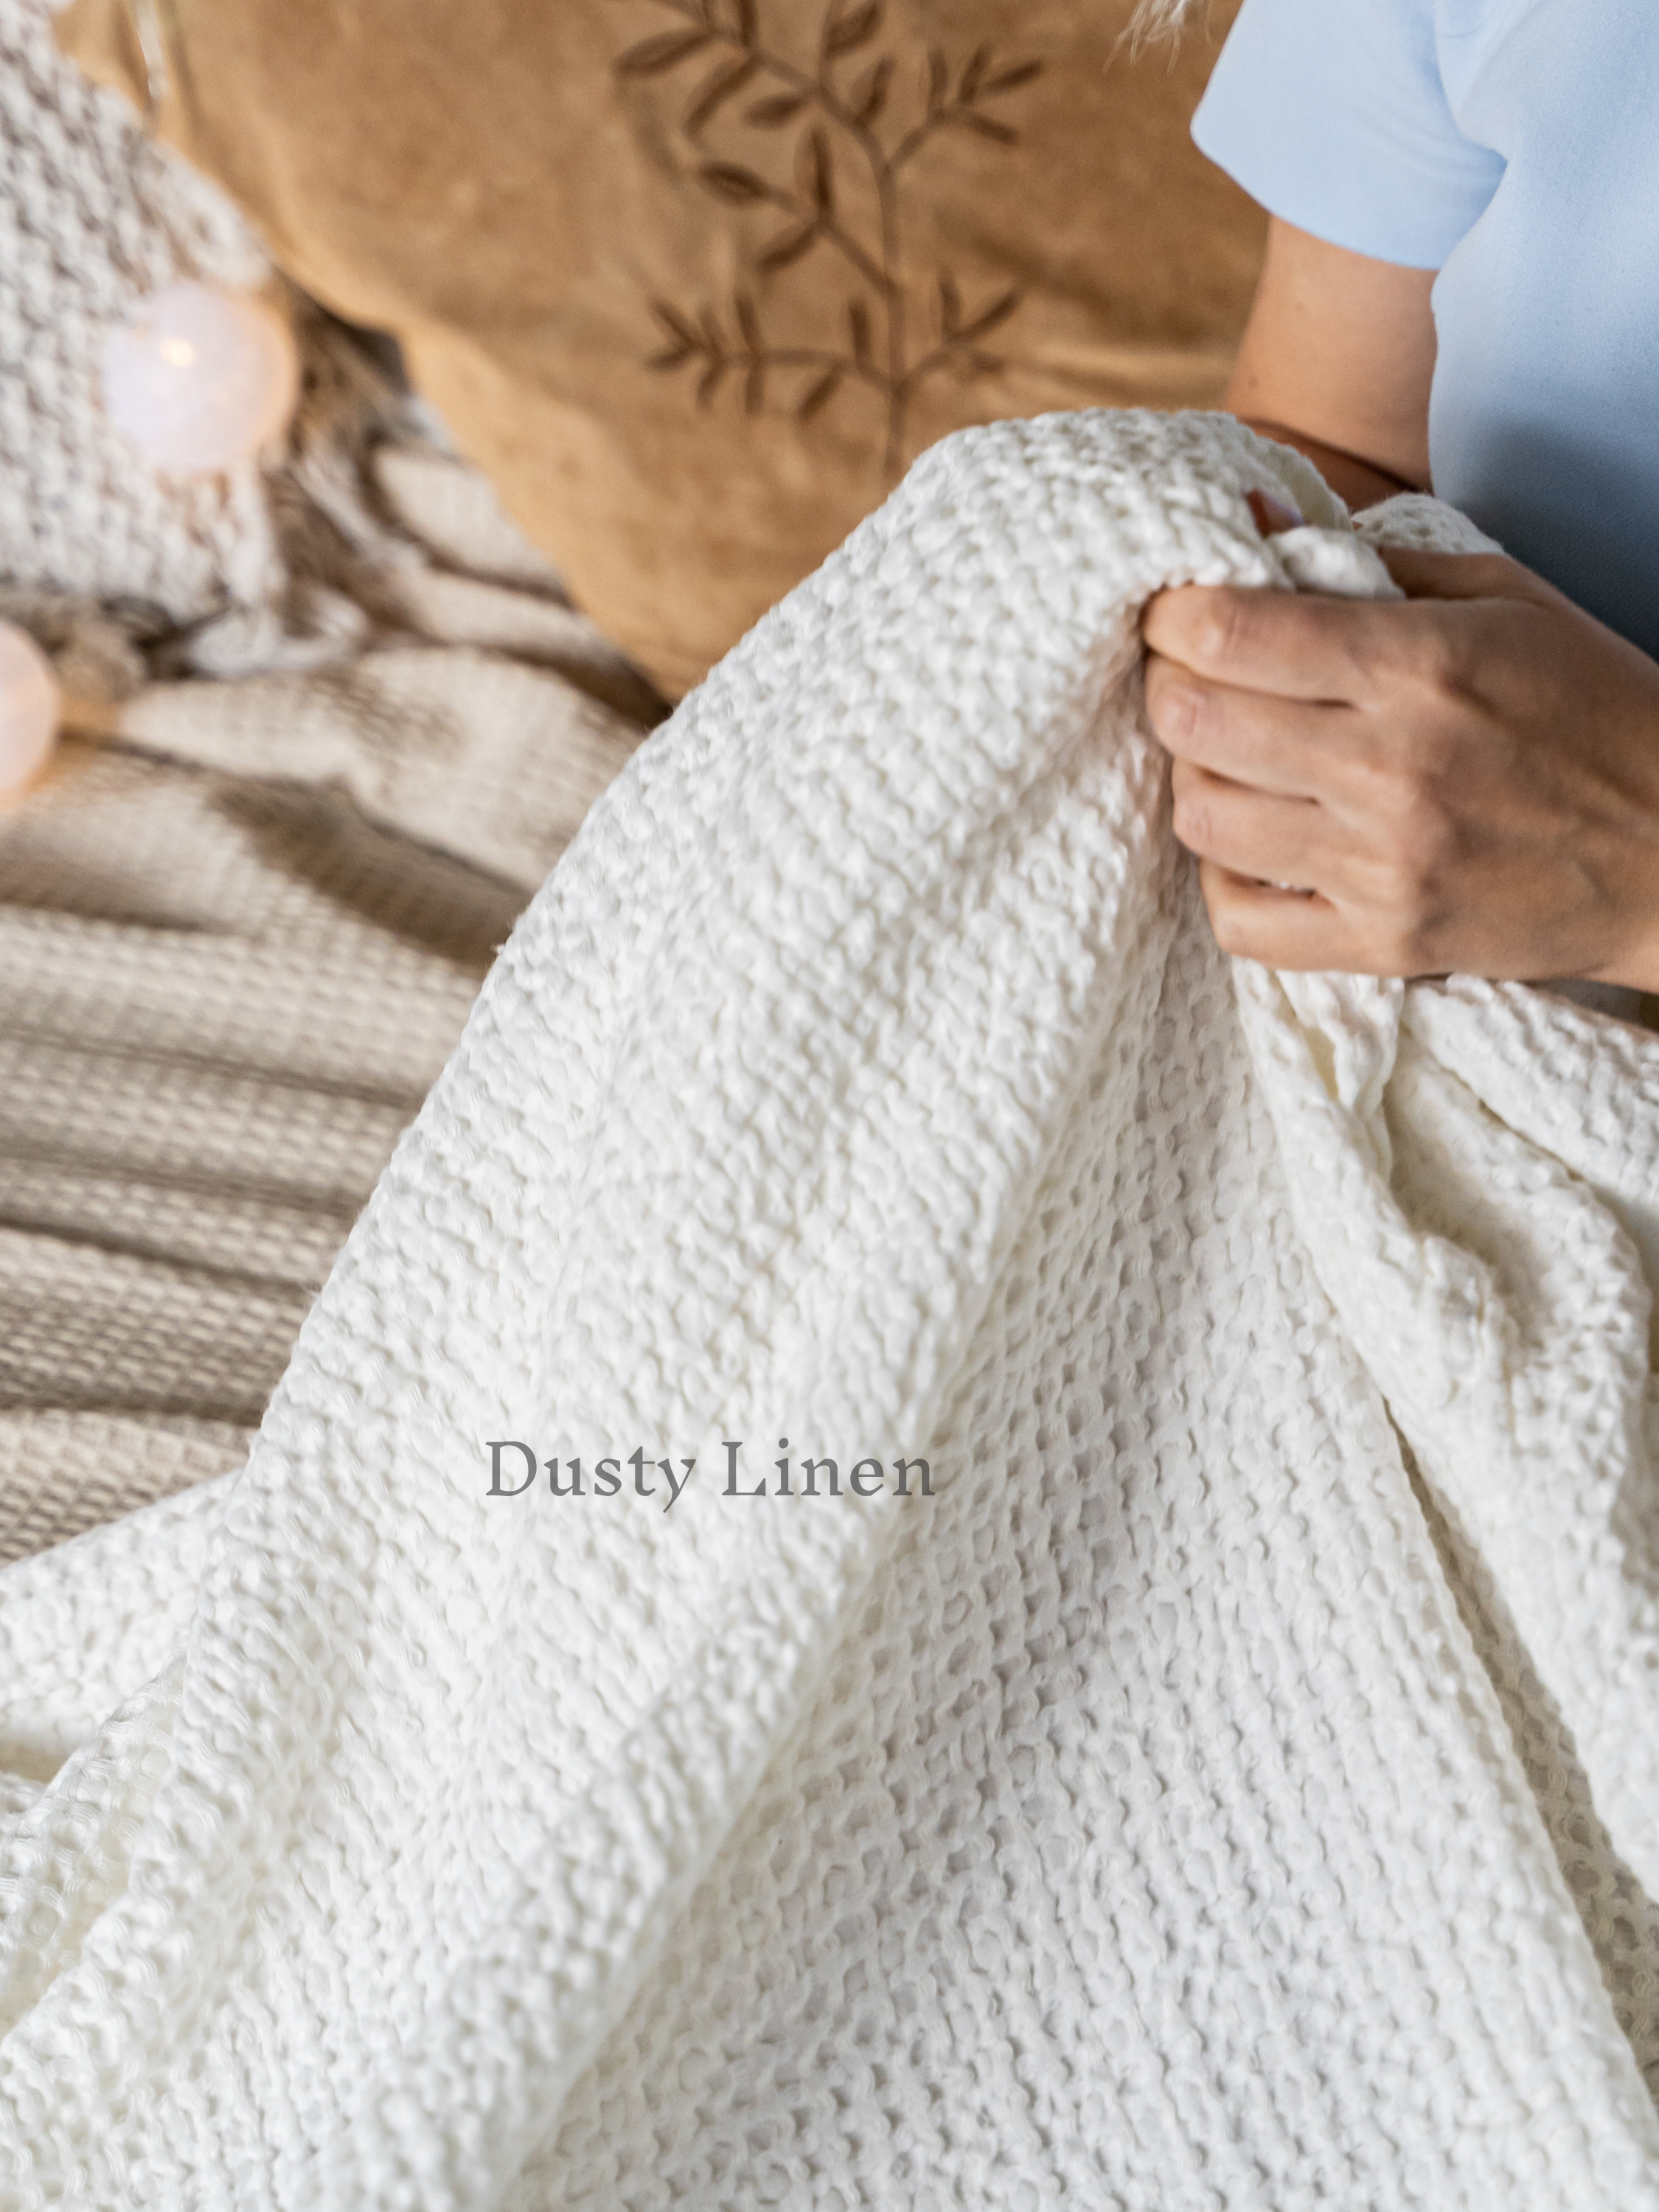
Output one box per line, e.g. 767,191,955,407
1192,0,1506,270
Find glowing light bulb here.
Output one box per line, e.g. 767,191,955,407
101,281,300,475
0,623,60,800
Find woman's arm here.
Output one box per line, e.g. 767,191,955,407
1225,218,1437,509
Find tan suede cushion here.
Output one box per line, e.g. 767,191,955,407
58,0,1262,695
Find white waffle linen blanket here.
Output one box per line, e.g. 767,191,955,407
1,411,1658,2211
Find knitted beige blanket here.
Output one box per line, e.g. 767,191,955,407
0,0,655,1562
0,434,653,1560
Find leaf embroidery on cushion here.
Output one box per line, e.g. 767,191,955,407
615,0,1044,475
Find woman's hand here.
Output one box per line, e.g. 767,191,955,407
1142,543,1659,986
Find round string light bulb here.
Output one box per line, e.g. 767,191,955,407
101,281,300,475
0,622,61,801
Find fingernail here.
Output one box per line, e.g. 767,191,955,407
1247,487,1304,538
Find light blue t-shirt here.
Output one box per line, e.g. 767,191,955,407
1192,0,1659,662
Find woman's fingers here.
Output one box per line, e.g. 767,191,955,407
1144,536,1659,985
1142,585,1393,704
1144,552,1587,978
1169,761,1337,883
1146,652,1362,795
1197,865,1419,975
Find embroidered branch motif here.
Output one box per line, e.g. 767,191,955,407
615,0,1043,475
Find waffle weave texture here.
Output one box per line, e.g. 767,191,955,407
1,411,1658,2211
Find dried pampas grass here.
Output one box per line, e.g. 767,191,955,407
1127,0,1207,44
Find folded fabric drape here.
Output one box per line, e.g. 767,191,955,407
1,411,1655,2211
